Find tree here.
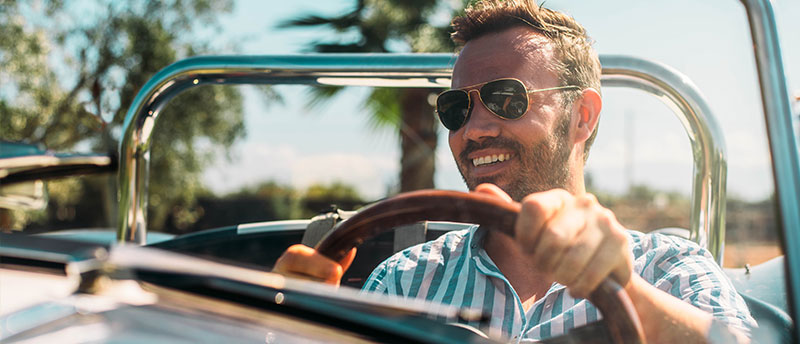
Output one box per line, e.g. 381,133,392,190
170,181,367,232
303,181,366,216
1,0,246,232
280,0,463,193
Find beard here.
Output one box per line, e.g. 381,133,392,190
456,114,572,201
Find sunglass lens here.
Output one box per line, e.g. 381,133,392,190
436,91,470,130
480,79,528,119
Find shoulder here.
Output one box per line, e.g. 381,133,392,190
626,229,724,298
626,229,713,264
626,230,757,332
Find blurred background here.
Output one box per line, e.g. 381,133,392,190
1,0,798,267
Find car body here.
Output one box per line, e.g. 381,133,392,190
1,0,798,343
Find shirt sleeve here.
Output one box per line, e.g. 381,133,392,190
631,232,757,335
362,259,390,294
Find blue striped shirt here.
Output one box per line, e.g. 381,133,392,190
362,225,755,341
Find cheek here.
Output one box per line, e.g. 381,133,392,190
508,118,544,142
448,131,461,156
517,108,558,136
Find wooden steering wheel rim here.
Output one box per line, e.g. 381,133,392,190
315,189,645,344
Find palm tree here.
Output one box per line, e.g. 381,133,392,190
280,0,461,193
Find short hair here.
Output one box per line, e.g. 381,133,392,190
451,0,601,162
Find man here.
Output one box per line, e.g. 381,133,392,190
273,0,755,342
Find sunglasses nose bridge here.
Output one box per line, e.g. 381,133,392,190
459,88,503,138
466,88,496,119
465,88,486,112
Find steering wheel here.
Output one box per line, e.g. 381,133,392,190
315,189,646,344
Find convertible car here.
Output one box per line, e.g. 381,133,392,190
0,0,797,343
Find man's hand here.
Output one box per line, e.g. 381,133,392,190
475,183,632,298
272,245,357,287
475,183,720,342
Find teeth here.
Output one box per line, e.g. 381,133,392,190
472,154,511,166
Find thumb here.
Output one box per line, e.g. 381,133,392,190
474,183,513,203
339,247,357,272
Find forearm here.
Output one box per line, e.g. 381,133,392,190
624,275,713,344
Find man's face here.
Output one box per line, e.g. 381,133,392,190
448,27,576,201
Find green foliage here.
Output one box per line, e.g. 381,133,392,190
304,85,345,111
1,0,244,231
279,0,460,56
231,180,366,219
304,182,363,202
280,0,467,193
279,0,461,130
170,181,366,232
230,181,303,220
363,88,403,129
303,181,365,216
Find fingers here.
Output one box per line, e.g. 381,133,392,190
550,221,602,286
340,247,357,272
474,183,513,203
516,189,571,253
272,244,356,286
567,230,631,299
529,202,593,271
515,191,633,298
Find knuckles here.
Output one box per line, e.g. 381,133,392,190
576,193,598,208
540,225,570,250
515,191,634,294
520,195,548,217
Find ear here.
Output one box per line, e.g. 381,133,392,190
573,88,602,144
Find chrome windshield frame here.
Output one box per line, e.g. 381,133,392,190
117,54,729,265
741,0,800,335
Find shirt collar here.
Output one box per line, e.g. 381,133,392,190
466,224,568,295
466,224,487,259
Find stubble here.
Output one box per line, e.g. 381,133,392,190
457,113,572,201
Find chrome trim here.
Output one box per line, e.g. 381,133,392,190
118,54,727,264
235,220,474,235
740,0,800,331
425,221,476,232
237,220,311,234
0,155,112,175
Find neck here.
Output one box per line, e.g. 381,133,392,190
484,228,553,310
563,149,587,195
565,173,586,195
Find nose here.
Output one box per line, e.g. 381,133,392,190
459,89,501,142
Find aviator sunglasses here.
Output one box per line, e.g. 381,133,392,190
435,78,580,131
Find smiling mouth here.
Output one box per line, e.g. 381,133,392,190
472,153,512,167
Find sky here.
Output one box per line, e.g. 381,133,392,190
200,0,800,202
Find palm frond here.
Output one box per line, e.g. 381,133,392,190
363,88,402,130
304,85,345,110
254,85,284,107
277,15,337,28
276,11,361,31
313,42,368,53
